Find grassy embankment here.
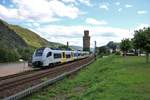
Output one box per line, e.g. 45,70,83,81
27,56,150,100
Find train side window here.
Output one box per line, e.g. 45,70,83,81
54,53,61,59
66,54,71,58
46,52,52,57
78,53,80,56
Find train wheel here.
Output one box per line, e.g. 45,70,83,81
49,63,54,68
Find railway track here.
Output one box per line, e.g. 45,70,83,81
0,70,36,81
0,56,94,99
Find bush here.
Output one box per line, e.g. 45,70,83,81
0,48,20,62
0,48,34,62
17,48,34,60
98,46,110,56
115,51,121,55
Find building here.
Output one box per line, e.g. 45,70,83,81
83,30,90,51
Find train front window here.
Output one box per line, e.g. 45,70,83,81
35,48,44,56
46,52,52,57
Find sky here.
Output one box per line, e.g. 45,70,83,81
0,0,150,47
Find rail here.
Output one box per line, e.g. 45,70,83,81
4,57,95,100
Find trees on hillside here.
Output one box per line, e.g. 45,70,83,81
0,47,35,62
133,27,150,63
0,49,20,62
18,48,34,60
120,39,132,56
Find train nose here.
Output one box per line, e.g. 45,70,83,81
32,61,43,67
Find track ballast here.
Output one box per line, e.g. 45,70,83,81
0,55,94,99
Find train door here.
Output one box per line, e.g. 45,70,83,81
45,51,52,66
71,52,74,61
61,52,66,63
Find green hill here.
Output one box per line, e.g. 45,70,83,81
0,19,63,62
9,25,62,48
0,19,27,49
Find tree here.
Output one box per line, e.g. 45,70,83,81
120,38,132,56
107,41,117,53
18,48,34,60
133,27,150,63
98,46,110,57
131,38,138,56
0,48,7,62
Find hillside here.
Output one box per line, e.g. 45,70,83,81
0,19,27,49
0,19,63,49
0,19,63,62
70,45,83,50
9,25,62,48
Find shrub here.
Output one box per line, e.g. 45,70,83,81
0,48,20,62
115,51,121,55
17,48,34,61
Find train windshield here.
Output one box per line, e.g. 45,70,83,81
35,48,45,56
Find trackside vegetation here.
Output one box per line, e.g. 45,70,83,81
27,56,150,100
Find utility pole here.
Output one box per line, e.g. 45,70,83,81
67,41,69,48
94,41,97,59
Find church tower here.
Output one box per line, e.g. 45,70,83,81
83,30,90,51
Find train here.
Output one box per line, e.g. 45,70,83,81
31,47,89,68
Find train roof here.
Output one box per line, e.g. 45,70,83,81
36,47,89,53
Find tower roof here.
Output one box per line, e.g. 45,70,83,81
84,30,89,36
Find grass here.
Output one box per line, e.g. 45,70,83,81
27,56,150,100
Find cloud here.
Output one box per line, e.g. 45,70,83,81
50,0,80,19
125,4,133,8
85,18,107,25
0,0,142,47
33,25,131,47
99,5,109,10
62,0,76,3
0,5,19,19
0,0,81,23
32,22,40,27
137,10,148,15
62,0,93,6
100,32,117,37
15,0,80,19
78,0,93,7
118,8,122,12
135,24,149,30
115,2,120,6
9,4,15,8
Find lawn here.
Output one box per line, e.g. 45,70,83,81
27,56,150,100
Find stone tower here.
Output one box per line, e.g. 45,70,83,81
83,30,90,51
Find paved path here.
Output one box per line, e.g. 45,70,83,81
0,62,32,77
